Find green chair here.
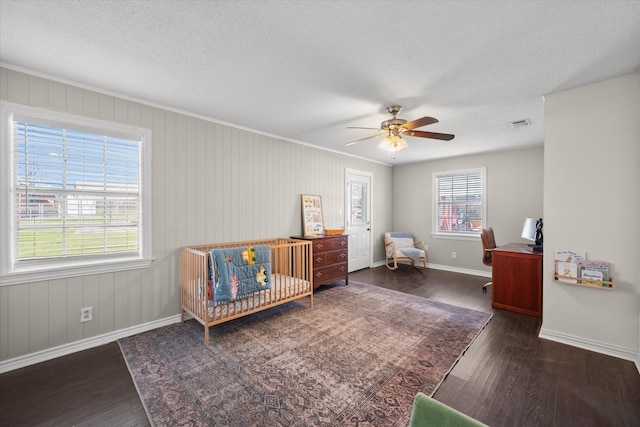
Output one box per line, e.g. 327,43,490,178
408,392,488,427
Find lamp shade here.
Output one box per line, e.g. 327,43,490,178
379,134,408,152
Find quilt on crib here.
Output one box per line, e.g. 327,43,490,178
208,245,272,303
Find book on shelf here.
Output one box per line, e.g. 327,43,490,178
580,269,605,286
554,249,586,283
556,261,579,283
578,260,610,286
554,249,586,263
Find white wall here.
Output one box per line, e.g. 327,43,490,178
392,146,544,273
0,67,393,367
541,73,640,364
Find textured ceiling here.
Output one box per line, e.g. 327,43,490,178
1,0,639,165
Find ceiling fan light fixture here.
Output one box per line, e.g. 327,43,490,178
379,133,408,153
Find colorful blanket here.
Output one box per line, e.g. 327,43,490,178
209,245,272,302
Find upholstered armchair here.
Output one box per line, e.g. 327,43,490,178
408,392,487,427
384,232,427,270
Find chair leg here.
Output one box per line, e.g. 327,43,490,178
413,258,427,269
386,256,398,270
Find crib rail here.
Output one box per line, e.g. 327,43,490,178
180,246,209,323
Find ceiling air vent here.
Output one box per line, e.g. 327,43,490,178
508,119,531,129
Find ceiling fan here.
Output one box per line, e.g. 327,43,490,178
345,105,454,157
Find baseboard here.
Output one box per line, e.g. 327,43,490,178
369,260,491,278
0,314,184,374
539,327,640,375
426,263,491,278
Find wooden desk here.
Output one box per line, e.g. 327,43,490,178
492,243,542,317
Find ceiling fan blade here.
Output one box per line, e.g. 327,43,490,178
404,130,455,141
347,126,380,130
402,116,439,130
344,133,386,146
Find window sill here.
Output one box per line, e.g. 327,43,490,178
0,257,154,286
431,233,480,242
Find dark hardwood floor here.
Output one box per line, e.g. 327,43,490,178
0,340,148,426
350,266,640,427
1,265,639,426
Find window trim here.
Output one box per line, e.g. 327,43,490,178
431,167,486,241
0,101,153,286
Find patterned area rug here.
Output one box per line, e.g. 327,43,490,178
119,281,491,426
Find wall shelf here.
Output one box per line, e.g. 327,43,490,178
553,273,615,289
553,260,614,289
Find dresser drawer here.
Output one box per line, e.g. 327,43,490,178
314,249,348,268
314,263,347,284
311,236,347,252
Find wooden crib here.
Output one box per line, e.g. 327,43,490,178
180,238,313,344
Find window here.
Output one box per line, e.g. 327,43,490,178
433,168,486,238
1,102,152,285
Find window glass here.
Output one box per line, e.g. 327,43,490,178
433,168,485,236
350,181,366,226
14,121,141,260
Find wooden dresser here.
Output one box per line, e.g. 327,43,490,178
291,235,348,288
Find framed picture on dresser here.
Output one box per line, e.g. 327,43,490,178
301,194,324,236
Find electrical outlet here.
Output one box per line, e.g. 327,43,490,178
451,252,457,259
80,307,93,323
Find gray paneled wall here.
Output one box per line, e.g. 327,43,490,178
0,68,392,362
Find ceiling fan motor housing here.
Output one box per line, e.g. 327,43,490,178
381,118,407,130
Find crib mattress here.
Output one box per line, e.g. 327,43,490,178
208,273,311,318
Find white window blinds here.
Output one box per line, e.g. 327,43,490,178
13,118,142,260
434,169,485,235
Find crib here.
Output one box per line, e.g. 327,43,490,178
180,238,313,344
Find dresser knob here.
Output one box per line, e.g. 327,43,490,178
316,272,323,278
316,257,323,263
339,266,345,271
339,253,346,258
316,244,323,249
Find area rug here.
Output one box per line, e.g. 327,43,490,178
119,281,491,427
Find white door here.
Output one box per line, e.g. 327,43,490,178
345,169,372,271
